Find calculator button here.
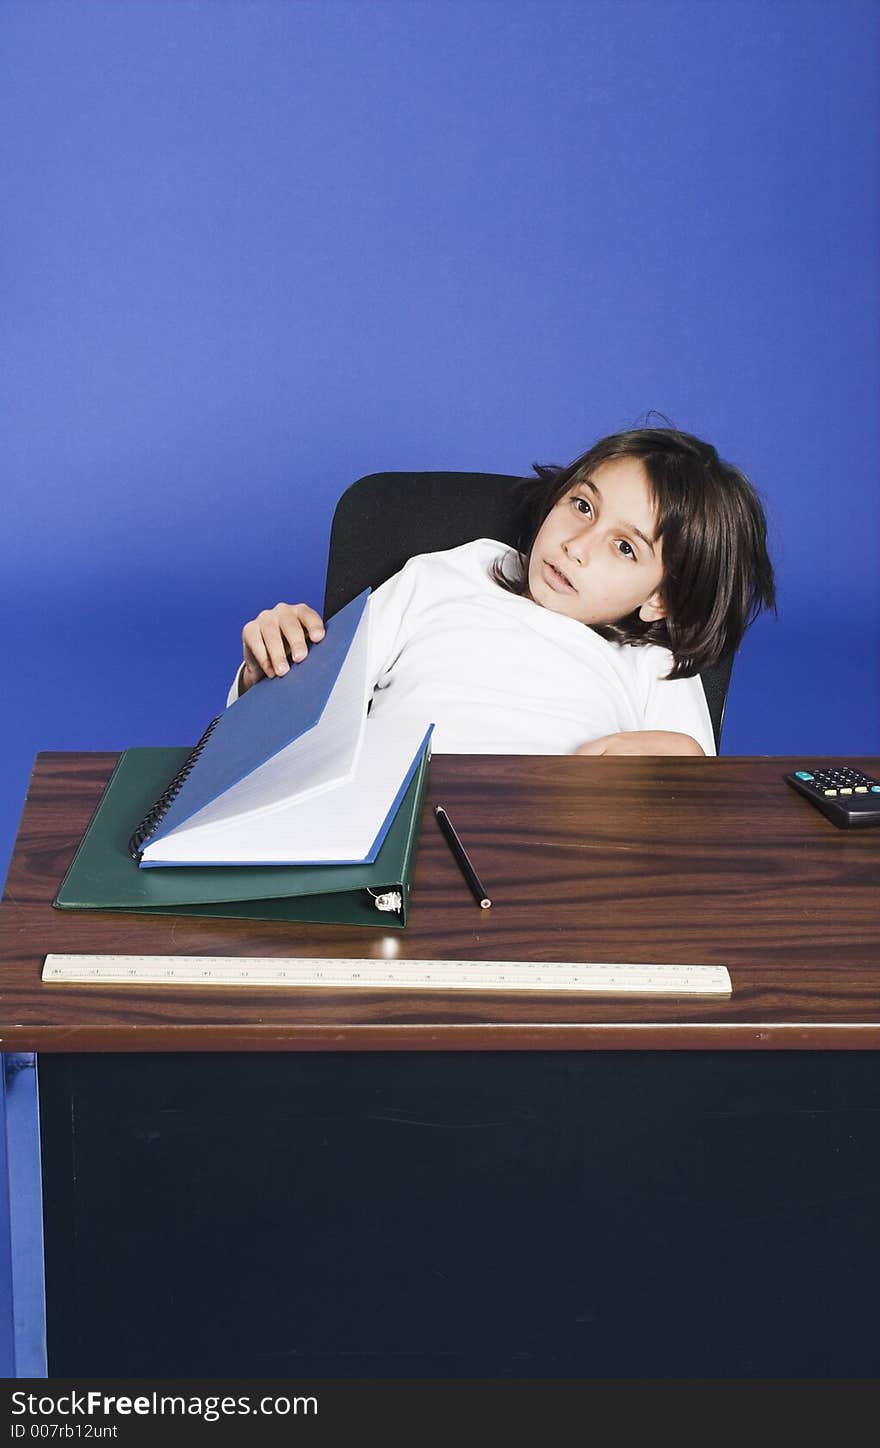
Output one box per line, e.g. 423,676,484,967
840,788,853,795
824,789,837,796
795,771,814,781
856,787,868,794
872,786,880,793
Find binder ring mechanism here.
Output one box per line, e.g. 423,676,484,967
367,888,403,914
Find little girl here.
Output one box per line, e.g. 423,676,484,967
228,427,776,757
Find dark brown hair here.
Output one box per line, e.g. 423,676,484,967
493,426,776,679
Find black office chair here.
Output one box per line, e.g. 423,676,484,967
323,470,735,752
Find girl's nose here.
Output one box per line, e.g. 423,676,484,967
563,530,588,565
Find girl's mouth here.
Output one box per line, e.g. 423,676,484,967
542,560,576,593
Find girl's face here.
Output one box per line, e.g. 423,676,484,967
527,456,667,627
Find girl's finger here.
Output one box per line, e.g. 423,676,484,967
296,604,326,642
278,619,310,665
243,624,273,678
277,604,325,655
259,616,296,676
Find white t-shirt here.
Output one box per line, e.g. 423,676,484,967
228,539,716,756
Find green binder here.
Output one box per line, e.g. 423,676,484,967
54,744,430,928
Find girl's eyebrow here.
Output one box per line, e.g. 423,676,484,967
577,477,657,555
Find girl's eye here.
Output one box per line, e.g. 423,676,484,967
617,540,636,559
572,496,592,516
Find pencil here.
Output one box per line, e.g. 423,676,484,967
433,805,492,909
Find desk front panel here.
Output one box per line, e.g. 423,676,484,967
38,1048,880,1378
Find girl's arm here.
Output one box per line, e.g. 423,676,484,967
576,731,705,757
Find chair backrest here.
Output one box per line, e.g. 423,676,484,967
323,470,734,751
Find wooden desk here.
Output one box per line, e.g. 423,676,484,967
2,752,880,1376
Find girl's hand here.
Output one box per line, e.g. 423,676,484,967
575,731,705,757
240,603,325,693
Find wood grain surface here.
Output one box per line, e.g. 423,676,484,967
2,750,879,1050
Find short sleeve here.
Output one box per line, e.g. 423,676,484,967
365,555,423,692
226,661,246,708
637,648,717,756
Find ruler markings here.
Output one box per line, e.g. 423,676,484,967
42,954,731,996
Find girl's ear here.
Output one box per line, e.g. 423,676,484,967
638,590,666,623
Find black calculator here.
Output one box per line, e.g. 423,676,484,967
784,765,880,828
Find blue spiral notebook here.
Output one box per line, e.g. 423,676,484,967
129,589,433,868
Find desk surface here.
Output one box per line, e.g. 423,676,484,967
1,751,879,1051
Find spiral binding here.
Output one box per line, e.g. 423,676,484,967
128,714,222,862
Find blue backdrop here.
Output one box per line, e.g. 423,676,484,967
1,0,878,891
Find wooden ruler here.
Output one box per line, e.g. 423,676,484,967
42,954,731,995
